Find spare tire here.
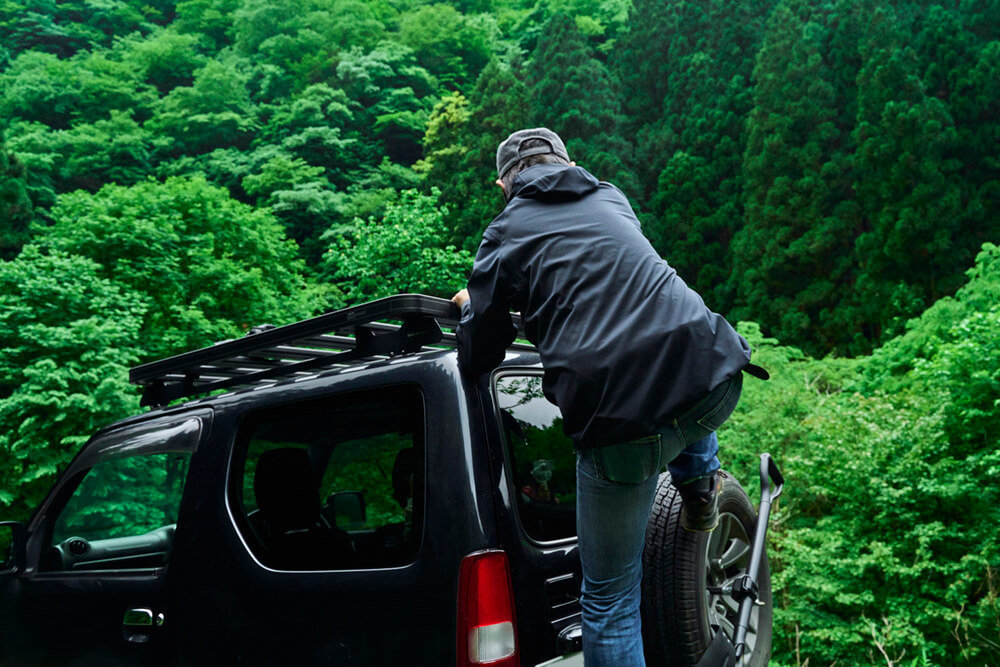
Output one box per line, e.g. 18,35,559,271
641,470,772,666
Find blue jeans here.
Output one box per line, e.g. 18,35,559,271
575,374,741,666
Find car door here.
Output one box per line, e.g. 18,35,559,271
486,370,584,665
168,362,496,666
0,409,210,666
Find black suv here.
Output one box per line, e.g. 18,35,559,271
0,295,776,666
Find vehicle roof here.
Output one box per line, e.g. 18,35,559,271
129,294,536,410
98,347,543,438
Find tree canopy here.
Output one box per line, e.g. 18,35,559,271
0,0,998,662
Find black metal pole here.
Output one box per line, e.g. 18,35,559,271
733,453,784,659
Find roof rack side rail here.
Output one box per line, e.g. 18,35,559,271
129,294,530,408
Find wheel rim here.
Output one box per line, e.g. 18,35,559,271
703,511,760,663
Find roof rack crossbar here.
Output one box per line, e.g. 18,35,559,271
198,358,296,373
159,349,365,404
130,294,532,408
292,334,357,348
253,345,346,361
159,372,231,383
186,365,319,382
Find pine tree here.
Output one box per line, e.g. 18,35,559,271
608,0,774,308
851,6,964,344
946,16,1000,263
527,14,638,198
611,0,678,133
613,0,774,204
915,5,975,104
732,0,859,353
422,60,529,251
0,144,33,260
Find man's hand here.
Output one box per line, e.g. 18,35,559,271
451,289,470,309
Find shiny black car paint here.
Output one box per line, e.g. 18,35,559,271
0,348,581,666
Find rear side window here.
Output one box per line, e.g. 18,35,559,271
494,375,576,542
232,385,424,571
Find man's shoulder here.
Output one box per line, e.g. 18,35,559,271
482,213,506,242
483,200,540,240
591,181,643,231
599,179,630,200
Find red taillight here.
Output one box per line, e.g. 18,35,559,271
457,550,519,667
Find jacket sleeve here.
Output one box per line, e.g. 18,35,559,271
456,229,518,377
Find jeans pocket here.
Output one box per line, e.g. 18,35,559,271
591,436,662,485
696,374,743,432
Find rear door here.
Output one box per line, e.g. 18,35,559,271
486,370,584,666
171,362,497,665
0,410,210,665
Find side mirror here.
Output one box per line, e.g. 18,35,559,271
0,521,26,574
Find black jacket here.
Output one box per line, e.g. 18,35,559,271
457,164,758,448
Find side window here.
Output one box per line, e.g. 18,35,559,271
494,375,576,542
45,451,193,572
0,524,17,571
233,385,424,571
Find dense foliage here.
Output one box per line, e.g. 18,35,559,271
3,0,997,354
0,0,997,663
723,244,1000,665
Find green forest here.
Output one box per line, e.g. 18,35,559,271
0,0,997,663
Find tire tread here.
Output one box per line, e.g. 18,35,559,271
641,471,772,667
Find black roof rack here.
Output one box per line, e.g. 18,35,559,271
130,294,532,408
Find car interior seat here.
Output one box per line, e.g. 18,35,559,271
252,447,354,569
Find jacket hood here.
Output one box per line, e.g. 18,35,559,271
509,164,601,202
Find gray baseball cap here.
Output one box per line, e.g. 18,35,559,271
496,128,570,178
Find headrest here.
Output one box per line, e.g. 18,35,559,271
391,448,419,508
254,448,320,531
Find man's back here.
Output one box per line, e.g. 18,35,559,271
453,128,764,667
462,162,751,447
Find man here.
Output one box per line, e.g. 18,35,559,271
452,128,765,666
